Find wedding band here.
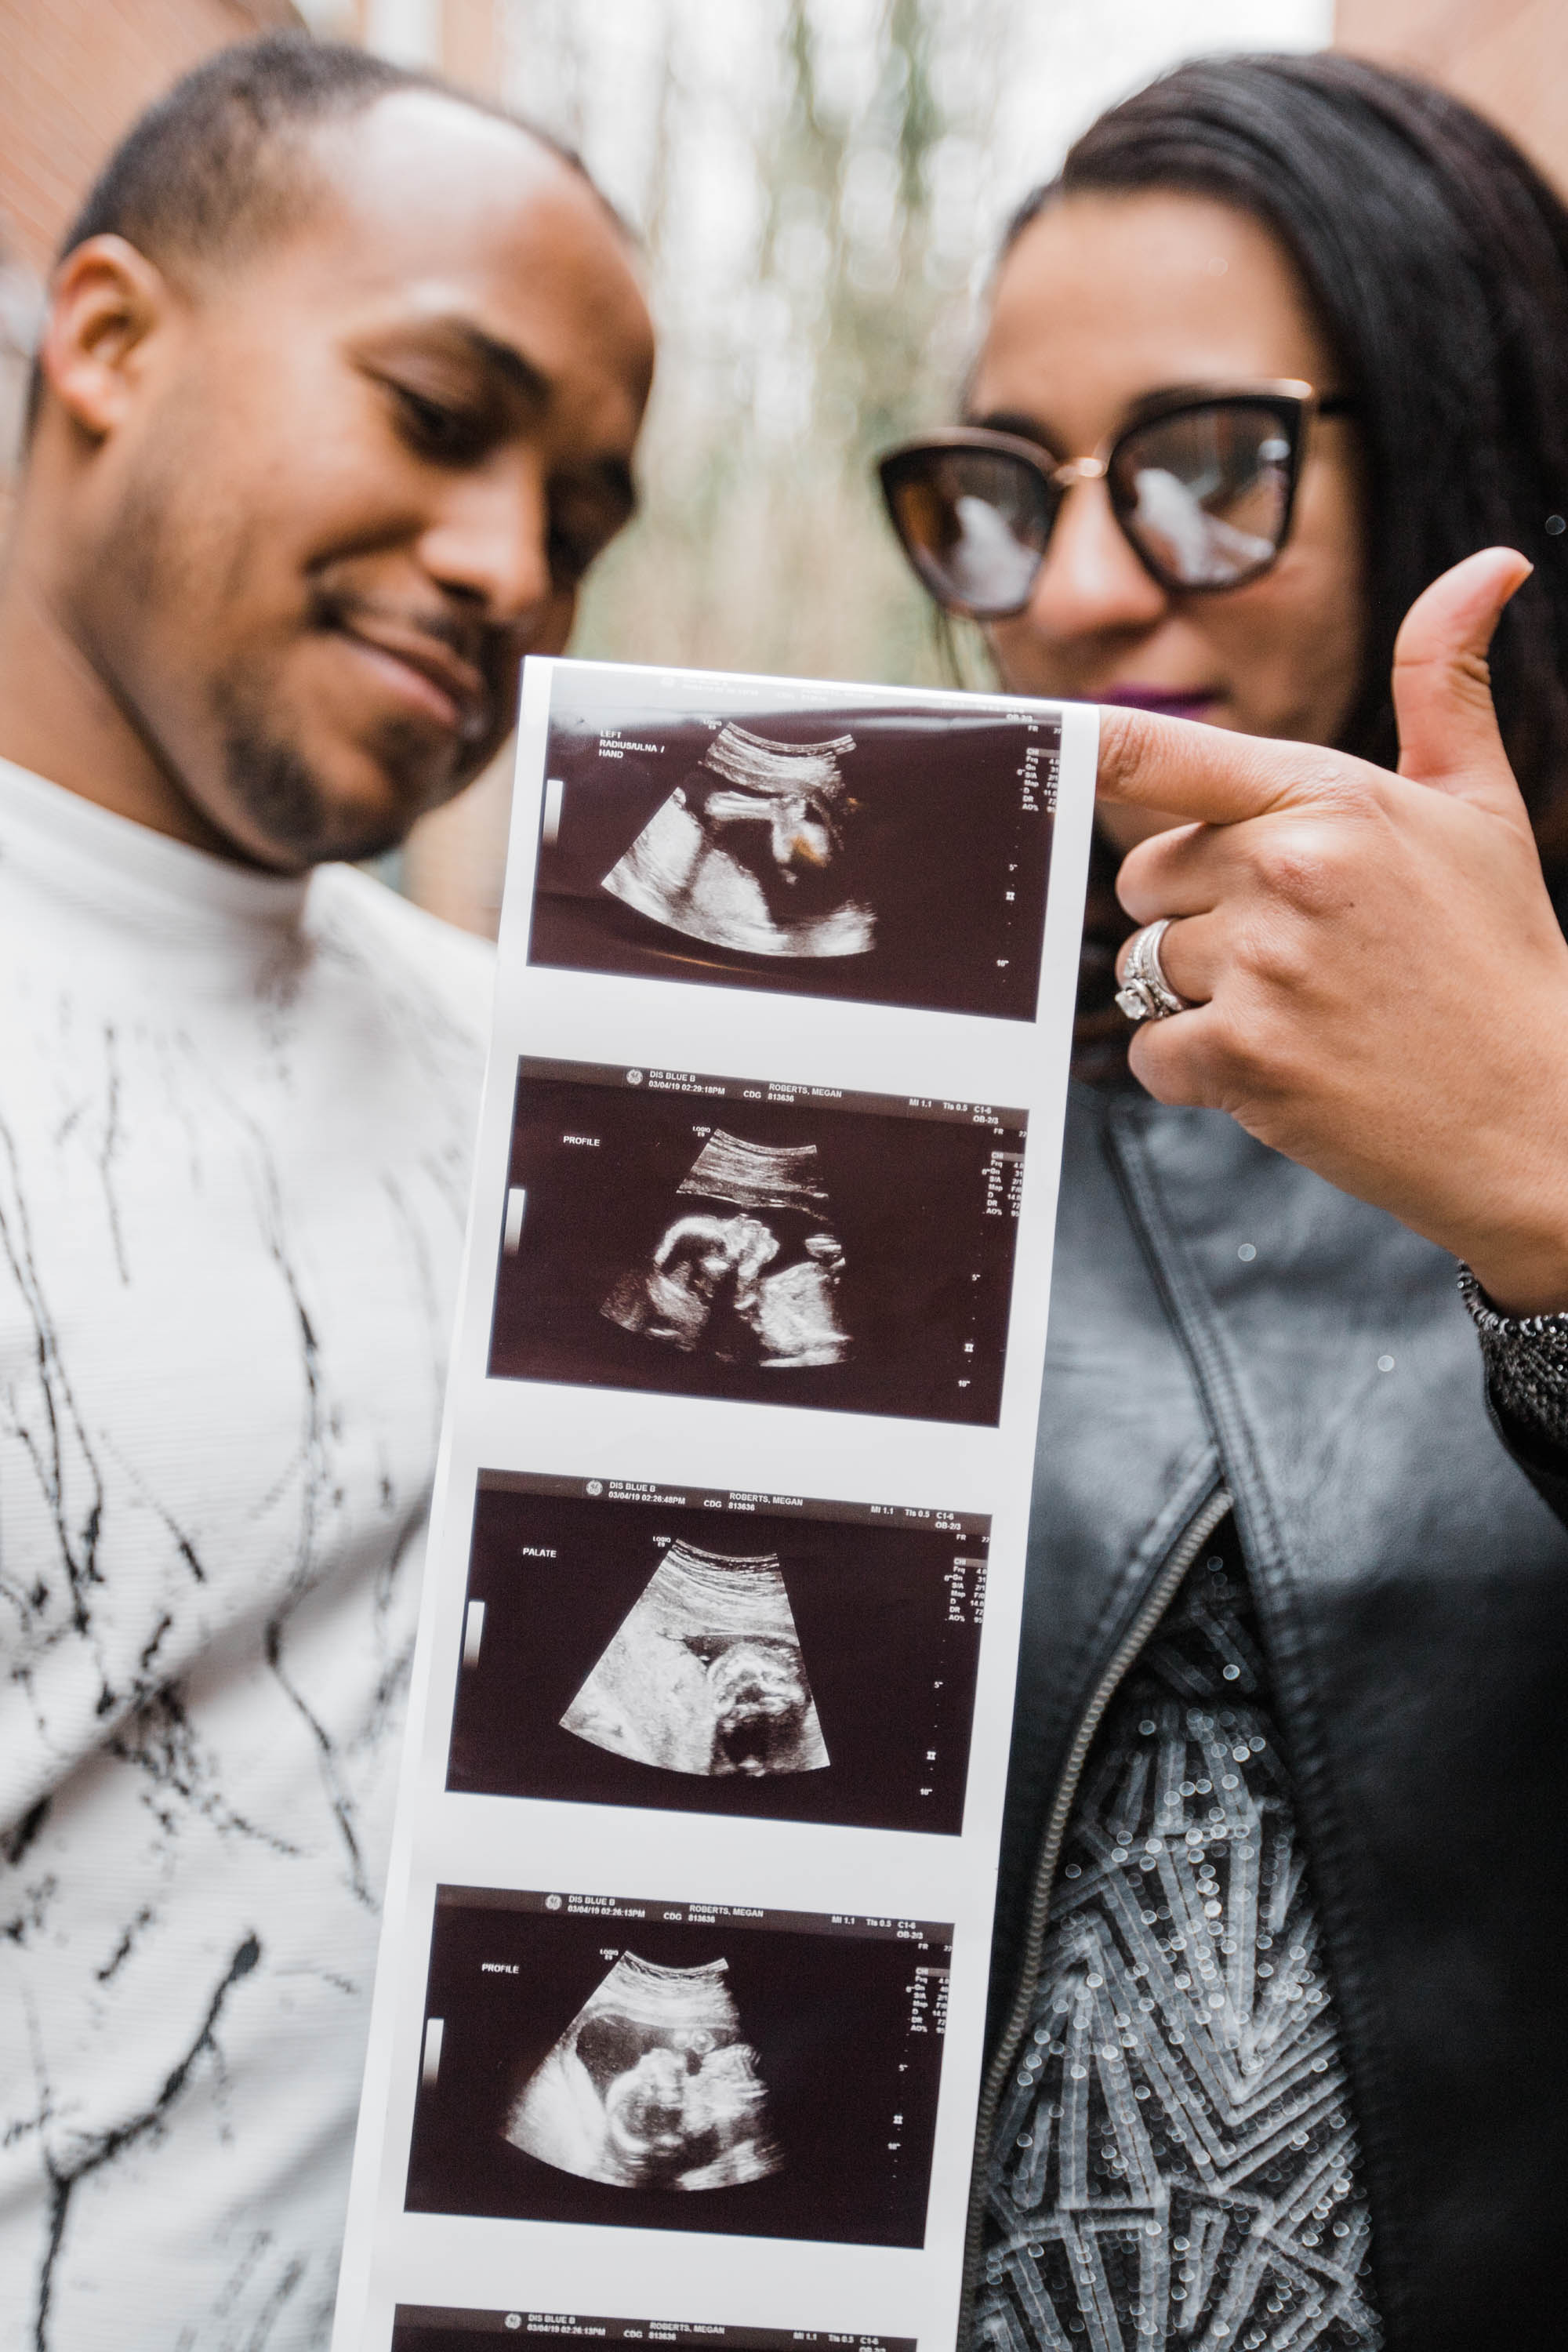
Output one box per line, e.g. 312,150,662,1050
1115,918,1193,1023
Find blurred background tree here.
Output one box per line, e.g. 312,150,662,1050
504,0,1329,689
539,0,980,692
402,0,1333,924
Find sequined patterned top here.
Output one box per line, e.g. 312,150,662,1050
975,1519,1383,2352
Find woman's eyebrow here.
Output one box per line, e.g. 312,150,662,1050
582,452,639,526
964,406,1060,451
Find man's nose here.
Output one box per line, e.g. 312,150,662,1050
1022,475,1168,643
417,459,560,629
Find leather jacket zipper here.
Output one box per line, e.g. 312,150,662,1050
955,1480,1234,2343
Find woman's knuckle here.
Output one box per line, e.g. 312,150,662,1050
1250,819,1352,916
1205,987,1287,1084
1240,912,1314,994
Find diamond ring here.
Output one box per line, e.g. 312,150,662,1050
1115,917,1193,1023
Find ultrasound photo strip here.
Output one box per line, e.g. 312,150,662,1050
331,662,1095,2350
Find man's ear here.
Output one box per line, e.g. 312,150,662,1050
38,234,175,441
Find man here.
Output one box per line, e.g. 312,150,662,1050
0,34,652,2349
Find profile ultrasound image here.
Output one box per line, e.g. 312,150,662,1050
508,1951,781,2191
488,1061,1027,1425
406,1888,950,2247
527,685,1059,1019
602,1130,850,1372
446,1475,987,1834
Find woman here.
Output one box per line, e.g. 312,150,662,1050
877,55,1568,2352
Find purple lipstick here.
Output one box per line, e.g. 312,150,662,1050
1101,684,1221,720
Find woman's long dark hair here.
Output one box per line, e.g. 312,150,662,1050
1006,56,1568,1078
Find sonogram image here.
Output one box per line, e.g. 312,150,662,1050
488,1062,1027,1425
505,1952,782,2192
529,686,1060,1019
601,1133,849,1372
405,1889,951,2245
447,1479,986,1835
561,1544,829,1780
601,723,873,960
390,2310,918,2350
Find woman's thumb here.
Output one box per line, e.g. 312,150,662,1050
1391,546,1532,808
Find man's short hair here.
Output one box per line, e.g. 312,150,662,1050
57,30,608,277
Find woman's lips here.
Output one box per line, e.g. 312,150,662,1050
1102,684,1221,720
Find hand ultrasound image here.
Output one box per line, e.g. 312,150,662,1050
527,688,1059,1021
405,1889,950,2247
603,723,872,960
390,2309,916,2349
446,1476,987,1834
488,1062,1027,1425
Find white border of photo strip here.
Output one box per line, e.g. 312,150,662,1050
332,658,1098,2352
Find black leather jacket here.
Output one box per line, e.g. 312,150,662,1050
982,1081,1568,2350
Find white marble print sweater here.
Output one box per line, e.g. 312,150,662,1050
0,759,493,2350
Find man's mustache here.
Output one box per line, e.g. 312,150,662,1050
310,583,524,697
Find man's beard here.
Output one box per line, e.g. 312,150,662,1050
217,687,454,869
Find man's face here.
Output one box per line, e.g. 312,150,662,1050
67,93,653,868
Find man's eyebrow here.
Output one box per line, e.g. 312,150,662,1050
443,318,552,408
392,317,639,516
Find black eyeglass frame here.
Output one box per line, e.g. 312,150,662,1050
877,380,1356,615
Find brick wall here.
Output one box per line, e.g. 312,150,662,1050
0,1,304,510
0,1,302,276
0,0,514,926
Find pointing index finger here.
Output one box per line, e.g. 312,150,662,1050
1095,702,1349,826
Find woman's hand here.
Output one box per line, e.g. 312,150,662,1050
1104,548,1568,1312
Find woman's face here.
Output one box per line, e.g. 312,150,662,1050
970,190,1367,849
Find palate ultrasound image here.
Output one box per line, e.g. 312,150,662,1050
488,1062,1026,1425
446,1477,986,1834
406,1889,950,2247
528,691,1058,1020
561,1546,829,1781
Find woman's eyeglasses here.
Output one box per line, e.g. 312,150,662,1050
877,382,1354,615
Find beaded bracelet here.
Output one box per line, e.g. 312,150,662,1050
1457,1263,1568,1454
